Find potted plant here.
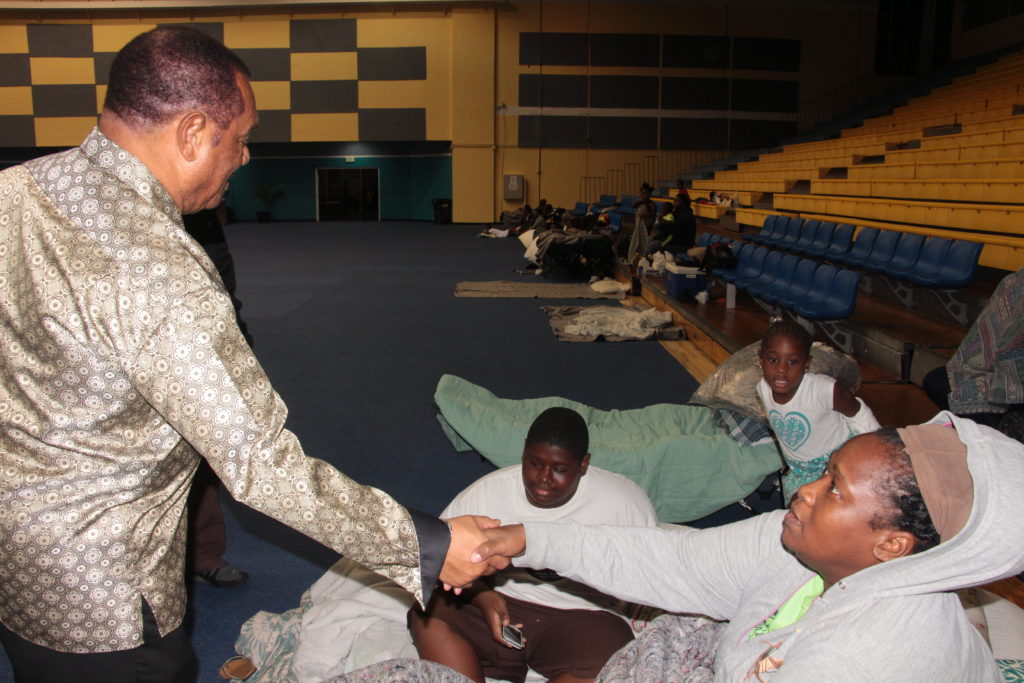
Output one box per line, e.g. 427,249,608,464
255,182,284,222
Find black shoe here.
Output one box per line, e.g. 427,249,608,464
194,562,249,588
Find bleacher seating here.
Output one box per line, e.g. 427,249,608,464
592,194,617,210
831,227,879,266
817,223,855,260
794,268,862,321
570,202,588,216
864,231,925,275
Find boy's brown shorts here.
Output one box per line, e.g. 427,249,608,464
423,591,634,683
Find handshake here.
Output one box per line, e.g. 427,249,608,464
439,516,527,591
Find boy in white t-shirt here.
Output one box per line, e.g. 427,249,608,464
409,407,658,683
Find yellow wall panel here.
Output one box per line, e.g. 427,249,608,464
30,58,94,85
224,20,290,49
35,117,97,147
291,52,357,81
95,84,106,114
358,80,447,139
357,17,449,48
291,113,358,142
452,10,494,147
251,81,290,111
453,146,494,223
0,87,33,116
0,25,28,53
92,24,153,53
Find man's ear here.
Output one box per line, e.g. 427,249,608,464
579,453,591,474
176,111,209,163
873,530,917,563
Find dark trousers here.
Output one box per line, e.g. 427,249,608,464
0,600,197,683
188,459,227,573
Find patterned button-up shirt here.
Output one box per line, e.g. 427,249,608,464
0,128,440,653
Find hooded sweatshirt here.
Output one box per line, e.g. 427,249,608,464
515,412,1024,681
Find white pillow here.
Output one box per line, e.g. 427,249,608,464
590,278,629,294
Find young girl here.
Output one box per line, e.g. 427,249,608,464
756,319,880,498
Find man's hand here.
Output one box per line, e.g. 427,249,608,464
472,590,525,648
440,515,501,593
470,523,527,569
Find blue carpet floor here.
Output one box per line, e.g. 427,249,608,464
1,221,707,682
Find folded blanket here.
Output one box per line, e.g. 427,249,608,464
434,375,783,522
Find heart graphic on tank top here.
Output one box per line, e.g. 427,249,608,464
769,410,811,451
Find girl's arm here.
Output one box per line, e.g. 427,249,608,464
832,381,861,416
833,382,882,432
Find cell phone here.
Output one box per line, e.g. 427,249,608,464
501,624,524,649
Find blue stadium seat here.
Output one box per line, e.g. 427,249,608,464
795,268,862,320
831,226,878,266
717,244,764,282
593,194,617,209
865,231,924,275
761,258,819,306
909,240,983,288
843,229,897,269
789,219,821,254
709,242,748,279
757,216,794,246
889,236,952,280
570,202,588,216
748,253,800,299
802,221,836,257
778,262,837,310
748,215,781,244
607,212,623,233
736,250,783,290
818,223,855,260
774,217,806,251
617,195,639,216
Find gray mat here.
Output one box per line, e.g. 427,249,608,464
455,280,625,299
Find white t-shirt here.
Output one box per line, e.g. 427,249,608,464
442,464,658,612
756,372,853,463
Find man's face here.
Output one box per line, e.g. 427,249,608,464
780,434,896,586
521,441,589,509
185,72,259,213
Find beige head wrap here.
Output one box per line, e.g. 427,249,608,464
896,424,974,543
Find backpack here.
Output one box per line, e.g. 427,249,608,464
700,243,736,271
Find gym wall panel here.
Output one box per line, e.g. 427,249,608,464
249,111,290,143
234,49,292,81
0,55,30,86
289,18,356,53
0,87,33,116
519,32,588,66
589,116,657,149
291,81,358,114
663,35,730,69
357,47,426,81
93,53,116,85
290,113,358,142
451,9,494,221
518,115,589,148
733,37,801,72
0,116,34,146
590,76,658,109
290,52,357,81
223,19,290,49
34,116,96,147
32,85,96,117
590,33,660,67
731,78,799,113
0,25,28,53
519,74,588,108
30,57,94,85
661,118,729,150
91,24,154,53
662,77,729,110
27,24,92,57
94,85,105,114
251,81,291,111
358,108,426,141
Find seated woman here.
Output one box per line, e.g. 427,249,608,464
476,414,1024,681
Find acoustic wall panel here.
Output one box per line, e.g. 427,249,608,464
358,108,426,141
519,32,588,66
589,116,657,149
663,35,730,69
32,85,96,117
0,54,30,86
233,49,292,81
0,116,34,146
733,37,801,72
518,115,589,148
731,119,798,149
27,24,92,57
662,77,729,110
661,118,729,150
590,76,658,109
519,74,588,108
290,19,356,53
732,78,799,113
357,47,426,80
291,80,358,113
590,33,660,67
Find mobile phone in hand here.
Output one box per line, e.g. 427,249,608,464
501,624,524,649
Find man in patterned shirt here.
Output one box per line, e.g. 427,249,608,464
0,26,492,682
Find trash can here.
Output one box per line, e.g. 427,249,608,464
432,198,452,224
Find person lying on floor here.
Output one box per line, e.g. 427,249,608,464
473,416,1024,682
409,407,659,683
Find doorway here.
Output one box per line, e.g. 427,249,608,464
316,167,379,221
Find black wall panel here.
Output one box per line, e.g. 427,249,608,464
733,37,801,72
589,116,657,149
358,108,426,141
249,111,291,143
731,119,798,149
32,85,96,117
233,49,292,82
662,77,729,110
590,76,658,109
519,32,588,66
290,19,356,52
518,115,589,148
663,34,730,68
0,54,30,87
358,47,426,80
519,74,588,108
291,80,358,113
660,118,729,150
590,33,660,67
0,117,36,147
26,24,92,57
731,79,799,113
